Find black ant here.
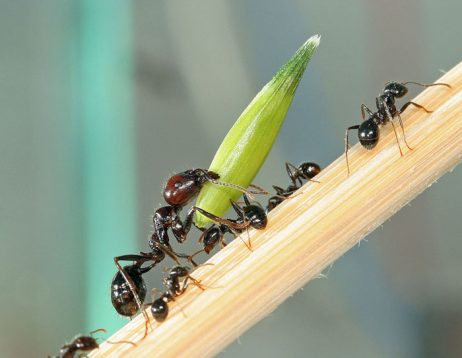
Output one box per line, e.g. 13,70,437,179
191,194,268,255
345,81,452,174
51,329,105,358
267,161,321,212
149,265,204,322
52,329,137,357
111,249,173,338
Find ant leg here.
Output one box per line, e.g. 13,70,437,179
183,274,206,291
168,294,188,319
380,98,404,156
345,125,360,176
188,248,206,262
272,185,289,199
285,162,301,186
230,200,246,220
400,101,432,114
194,207,248,230
114,256,152,338
172,206,196,244
147,241,182,266
361,104,374,120
220,237,228,248
395,112,413,151
389,121,404,156
244,227,252,250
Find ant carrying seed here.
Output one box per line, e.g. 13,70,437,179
191,194,267,255
267,161,321,212
344,81,452,174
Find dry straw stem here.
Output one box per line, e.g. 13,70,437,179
92,60,462,358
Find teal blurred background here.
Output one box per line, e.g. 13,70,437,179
1,1,461,357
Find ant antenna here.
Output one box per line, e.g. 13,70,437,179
207,178,268,200
89,328,107,336
402,81,452,88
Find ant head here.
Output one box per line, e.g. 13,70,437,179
163,169,219,206
383,82,408,98
298,162,321,179
72,335,99,351
358,119,380,149
111,265,147,317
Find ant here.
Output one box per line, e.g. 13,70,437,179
111,249,173,337
267,161,321,212
149,265,204,322
191,194,267,255
345,81,452,174
52,329,105,358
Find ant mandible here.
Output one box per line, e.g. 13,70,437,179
344,81,451,174
267,161,321,212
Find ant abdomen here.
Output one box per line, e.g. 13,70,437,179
243,205,267,230
111,265,147,317
202,226,222,254
151,296,169,322
298,162,321,179
358,120,380,149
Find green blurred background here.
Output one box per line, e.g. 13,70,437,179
1,1,461,357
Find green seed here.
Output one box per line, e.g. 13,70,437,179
194,35,320,227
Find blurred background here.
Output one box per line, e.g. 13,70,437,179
1,1,461,357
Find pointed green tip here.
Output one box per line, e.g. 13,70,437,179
272,34,321,95
194,35,320,227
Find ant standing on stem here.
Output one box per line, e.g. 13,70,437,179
51,329,105,358
266,161,321,212
149,265,205,322
191,194,268,256
344,81,452,174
